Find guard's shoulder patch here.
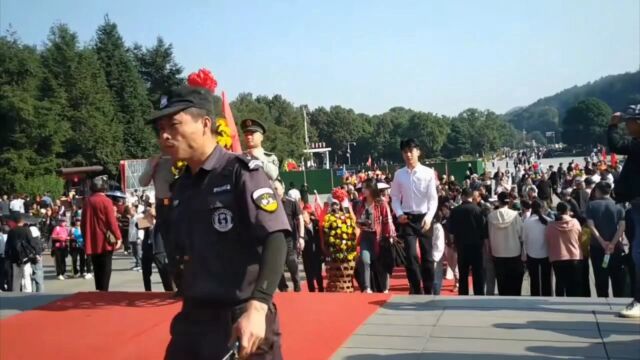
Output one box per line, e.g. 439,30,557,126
252,187,278,213
236,155,263,171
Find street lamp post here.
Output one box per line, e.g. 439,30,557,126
346,141,356,166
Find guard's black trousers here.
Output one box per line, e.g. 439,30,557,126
400,213,435,295
142,253,174,292
165,300,282,360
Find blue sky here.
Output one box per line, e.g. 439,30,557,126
2,0,638,116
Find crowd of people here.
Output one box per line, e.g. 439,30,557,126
1,106,639,322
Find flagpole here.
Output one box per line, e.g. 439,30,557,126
302,106,310,148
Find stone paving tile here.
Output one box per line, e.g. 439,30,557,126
604,339,640,360
430,325,601,343
366,313,441,326
355,324,433,337
437,312,599,331
0,293,69,319
342,334,427,351
331,348,423,360
420,351,602,360
422,337,607,359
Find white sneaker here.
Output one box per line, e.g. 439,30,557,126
365,289,373,294
383,290,389,294
619,300,640,318
57,275,65,280
84,273,93,279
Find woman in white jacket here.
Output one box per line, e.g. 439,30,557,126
522,200,552,296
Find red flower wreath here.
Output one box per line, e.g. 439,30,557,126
187,68,218,94
331,188,349,204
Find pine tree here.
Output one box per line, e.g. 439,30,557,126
131,37,184,108
40,23,124,175
94,16,156,159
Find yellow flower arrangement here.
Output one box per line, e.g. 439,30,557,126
170,118,233,178
323,211,358,263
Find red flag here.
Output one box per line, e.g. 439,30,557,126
611,153,618,167
367,155,372,168
222,91,242,154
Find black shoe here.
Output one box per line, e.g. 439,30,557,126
279,287,289,292
294,285,301,293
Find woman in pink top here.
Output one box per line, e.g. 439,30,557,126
545,202,583,297
51,219,70,280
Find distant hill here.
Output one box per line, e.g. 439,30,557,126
505,70,640,136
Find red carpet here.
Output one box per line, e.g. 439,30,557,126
0,291,390,360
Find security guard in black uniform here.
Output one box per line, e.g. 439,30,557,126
147,86,290,360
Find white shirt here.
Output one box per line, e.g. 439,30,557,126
0,233,6,255
390,164,438,223
287,189,301,202
29,226,41,239
522,215,550,259
432,223,445,262
9,199,24,213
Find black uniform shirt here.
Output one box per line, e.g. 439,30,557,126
170,146,290,304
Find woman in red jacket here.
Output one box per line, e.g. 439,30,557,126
80,177,122,291
355,179,395,293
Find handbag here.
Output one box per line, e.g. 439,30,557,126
105,229,117,245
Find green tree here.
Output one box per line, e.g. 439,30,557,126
527,131,547,146
94,16,155,159
131,37,184,107
0,31,70,193
39,24,124,174
442,120,471,158
561,98,612,147
402,112,449,158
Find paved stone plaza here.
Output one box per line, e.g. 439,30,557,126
333,296,640,359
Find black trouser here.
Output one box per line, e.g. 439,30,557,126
494,256,524,296
400,213,435,294
70,246,90,275
165,300,282,360
590,245,626,298
302,248,324,292
552,260,583,297
142,253,174,292
0,256,11,291
156,200,181,292
122,228,130,252
278,237,300,291
581,258,591,297
91,252,113,291
53,243,68,276
457,242,485,296
527,256,552,296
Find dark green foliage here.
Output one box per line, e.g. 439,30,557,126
506,71,639,138
561,98,612,147
0,18,627,194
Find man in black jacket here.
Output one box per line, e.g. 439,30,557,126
448,187,487,295
548,165,559,196
536,173,553,208
609,104,640,318
4,214,39,292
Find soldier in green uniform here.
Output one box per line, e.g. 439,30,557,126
241,119,280,182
